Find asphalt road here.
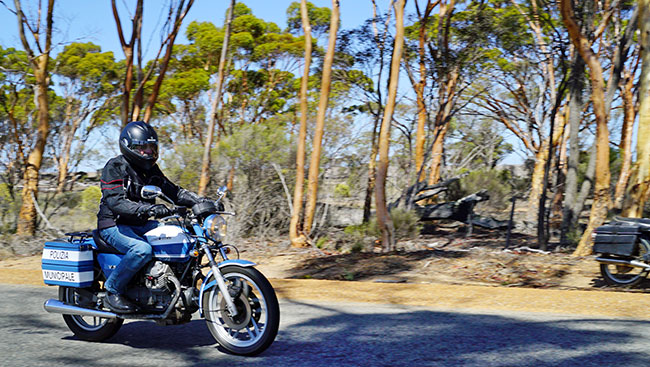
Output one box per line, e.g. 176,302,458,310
2,284,650,367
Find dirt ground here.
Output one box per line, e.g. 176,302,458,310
7,226,650,318
241,227,610,291
1,226,647,294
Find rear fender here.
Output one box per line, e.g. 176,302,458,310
198,259,256,317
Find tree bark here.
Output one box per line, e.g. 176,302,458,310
362,1,392,223
143,0,195,122
413,1,436,182
303,0,340,235
289,0,312,248
622,2,650,217
427,1,457,186
560,49,586,245
613,69,636,209
112,0,143,127
15,0,55,236
376,0,406,252
561,0,612,256
198,0,235,196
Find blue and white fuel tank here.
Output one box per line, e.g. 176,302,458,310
144,225,192,262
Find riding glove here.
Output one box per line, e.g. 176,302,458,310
148,204,172,219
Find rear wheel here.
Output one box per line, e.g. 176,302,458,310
203,266,279,356
59,287,123,341
600,240,650,287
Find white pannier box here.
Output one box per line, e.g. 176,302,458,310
42,238,93,288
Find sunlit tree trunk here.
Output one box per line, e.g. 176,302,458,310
198,0,235,196
613,70,636,209
376,0,406,252
56,113,85,194
362,1,392,223
289,0,312,248
143,0,195,122
561,0,612,256
427,1,457,186
303,0,340,235
112,0,142,127
414,0,436,182
623,4,650,217
15,0,55,236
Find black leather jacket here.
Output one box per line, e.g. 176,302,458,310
97,155,201,230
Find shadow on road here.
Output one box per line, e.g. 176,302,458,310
55,301,650,366
4,284,650,367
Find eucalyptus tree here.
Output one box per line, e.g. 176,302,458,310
111,0,194,126
51,42,119,193
561,0,614,255
468,0,570,237
336,3,394,223
289,0,315,247
622,2,650,217
6,0,56,236
199,0,235,196
376,0,406,251
303,0,340,236
0,46,33,215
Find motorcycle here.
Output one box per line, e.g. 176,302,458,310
41,185,279,356
594,217,650,287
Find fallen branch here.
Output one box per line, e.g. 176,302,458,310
31,191,65,237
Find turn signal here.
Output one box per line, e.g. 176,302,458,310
191,250,200,257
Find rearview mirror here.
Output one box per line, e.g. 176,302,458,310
141,185,163,200
216,186,228,200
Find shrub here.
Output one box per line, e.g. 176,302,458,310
390,209,421,239
341,209,421,252
80,186,102,213
449,169,513,210
334,183,351,198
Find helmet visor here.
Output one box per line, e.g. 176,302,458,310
131,141,158,160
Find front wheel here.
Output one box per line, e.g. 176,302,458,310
202,266,279,356
59,287,123,341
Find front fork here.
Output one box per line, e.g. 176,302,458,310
201,243,238,317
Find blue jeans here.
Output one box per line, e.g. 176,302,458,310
101,221,159,295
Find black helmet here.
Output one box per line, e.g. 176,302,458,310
119,121,159,170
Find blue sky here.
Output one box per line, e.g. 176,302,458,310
0,1,402,59
0,1,526,169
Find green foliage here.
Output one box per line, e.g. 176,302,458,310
315,236,328,249
0,184,18,233
334,183,350,197
390,209,422,240
55,42,119,95
162,68,210,101
162,144,205,192
286,1,332,36
80,186,101,213
342,209,421,252
450,169,514,210
219,121,290,178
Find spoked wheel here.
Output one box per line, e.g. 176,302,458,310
59,287,123,341
600,240,650,287
600,263,649,287
203,266,279,356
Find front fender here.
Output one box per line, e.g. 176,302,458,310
198,259,257,317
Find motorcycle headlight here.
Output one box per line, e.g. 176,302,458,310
204,214,227,242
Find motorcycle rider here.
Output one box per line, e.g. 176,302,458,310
97,121,206,313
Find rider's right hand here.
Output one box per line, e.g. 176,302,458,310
148,204,172,219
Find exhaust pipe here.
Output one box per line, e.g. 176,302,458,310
595,257,650,270
44,299,118,319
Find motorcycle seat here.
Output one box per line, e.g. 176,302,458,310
92,230,123,254
614,216,650,228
